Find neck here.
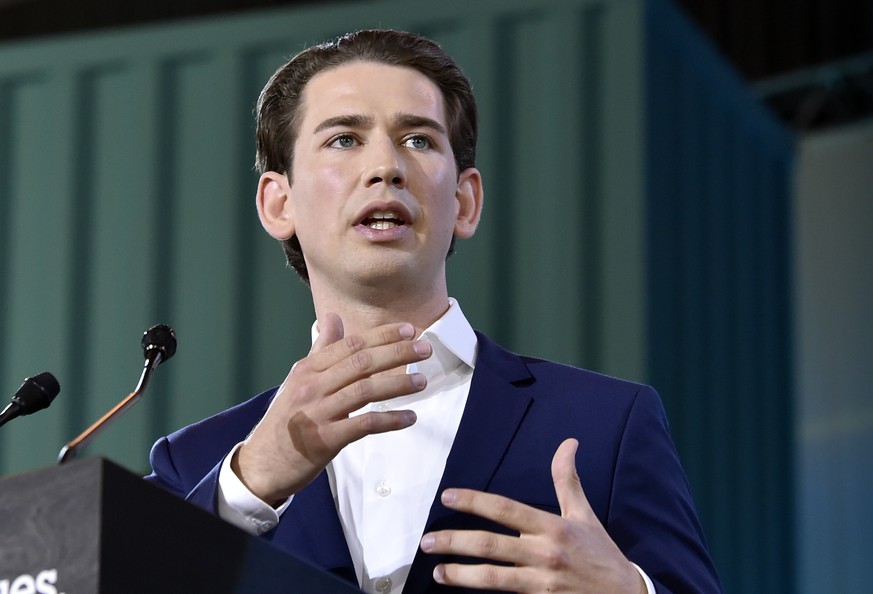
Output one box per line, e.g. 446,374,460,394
308,275,451,337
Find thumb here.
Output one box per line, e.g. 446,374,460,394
551,438,592,519
312,312,344,353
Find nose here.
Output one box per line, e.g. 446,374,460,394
363,138,406,189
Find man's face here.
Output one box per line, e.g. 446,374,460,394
279,61,480,295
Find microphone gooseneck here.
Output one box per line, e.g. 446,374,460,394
0,372,61,429
57,324,176,464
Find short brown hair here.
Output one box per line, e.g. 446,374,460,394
255,29,478,283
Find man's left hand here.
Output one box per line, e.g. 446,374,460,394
419,438,645,593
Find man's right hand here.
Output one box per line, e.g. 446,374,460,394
232,313,431,505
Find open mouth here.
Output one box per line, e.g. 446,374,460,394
362,210,407,230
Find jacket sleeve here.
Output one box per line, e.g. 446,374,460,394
145,432,226,514
143,387,277,514
607,386,722,593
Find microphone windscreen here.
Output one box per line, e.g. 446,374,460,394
141,324,177,363
14,372,61,415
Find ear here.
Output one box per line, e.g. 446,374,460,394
256,171,295,240
453,167,484,239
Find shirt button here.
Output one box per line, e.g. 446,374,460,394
375,577,392,592
375,481,392,497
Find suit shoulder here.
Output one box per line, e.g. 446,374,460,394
475,330,655,401
528,356,653,396
165,386,276,443
146,386,280,493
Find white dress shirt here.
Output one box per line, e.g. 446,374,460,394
328,298,476,593
216,298,654,594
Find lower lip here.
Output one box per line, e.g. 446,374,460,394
355,223,410,242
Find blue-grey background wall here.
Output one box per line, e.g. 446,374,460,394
794,120,873,594
0,0,832,590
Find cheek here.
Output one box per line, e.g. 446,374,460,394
293,161,353,212
417,158,458,195
431,169,462,219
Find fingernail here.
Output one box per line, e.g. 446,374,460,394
433,565,445,583
413,339,431,356
420,534,434,551
411,373,426,389
441,489,456,505
399,324,415,339
402,411,417,426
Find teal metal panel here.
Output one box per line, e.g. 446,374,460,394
66,65,157,463
1,74,82,471
0,0,649,474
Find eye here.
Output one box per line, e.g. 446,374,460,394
402,135,432,150
328,134,358,149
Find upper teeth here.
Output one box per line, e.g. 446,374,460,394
366,210,404,229
370,210,400,220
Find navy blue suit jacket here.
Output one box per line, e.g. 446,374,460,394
147,332,721,593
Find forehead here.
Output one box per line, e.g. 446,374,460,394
298,61,448,130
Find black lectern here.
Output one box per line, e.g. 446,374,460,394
0,457,362,593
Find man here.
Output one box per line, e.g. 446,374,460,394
147,29,721,593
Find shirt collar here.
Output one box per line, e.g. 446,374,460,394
309,297,477,379
411,297,477,377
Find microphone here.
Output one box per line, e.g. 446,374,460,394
57,324,176,464
0,372,61,429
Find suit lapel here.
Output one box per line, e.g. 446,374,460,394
404,332,535,593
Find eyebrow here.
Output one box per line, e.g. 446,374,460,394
393,113,447,135
313,114,374,134
312,112,447,135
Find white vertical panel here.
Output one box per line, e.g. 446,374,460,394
795,120,873,594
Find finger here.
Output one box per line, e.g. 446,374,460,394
438,488,549,534
273,313,344,392
551,438,594,520
274,312,345,393
328,408,418,444
308,322,420,373
431,561,529,592
323,370,428,418
311,312,344,353
314,336,432,399
420,529,524,565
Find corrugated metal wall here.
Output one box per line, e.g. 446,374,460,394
646,1,795,591
0,0,650,474
0,0,793,590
